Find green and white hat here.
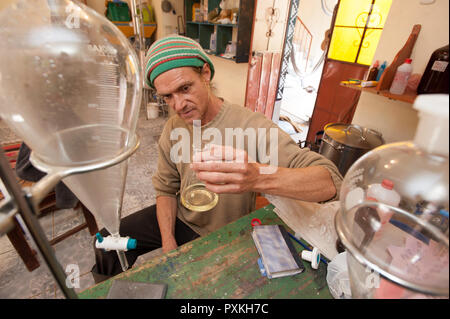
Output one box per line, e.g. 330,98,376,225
145,35,215,88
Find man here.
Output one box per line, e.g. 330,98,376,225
91,35,343,283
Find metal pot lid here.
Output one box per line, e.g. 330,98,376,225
324,123,384,149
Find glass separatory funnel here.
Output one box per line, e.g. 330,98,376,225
0,0,142,270
335,94,449,298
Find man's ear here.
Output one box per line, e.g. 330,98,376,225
201,63,211,83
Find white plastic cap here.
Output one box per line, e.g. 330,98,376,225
301,247,321,269
413,94,449,157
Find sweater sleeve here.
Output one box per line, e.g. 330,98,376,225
255,115,343,201
151,121,181,198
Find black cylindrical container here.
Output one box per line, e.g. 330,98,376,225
417,45,449,94
318,123,384,176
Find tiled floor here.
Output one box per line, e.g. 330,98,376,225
0,107,167,299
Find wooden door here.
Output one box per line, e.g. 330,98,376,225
245,51,282,119
306,60,368,142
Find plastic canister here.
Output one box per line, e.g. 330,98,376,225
210,33,217,52
376,61,387,81
147,102,159,119
366,179,401,224
389,58,413,95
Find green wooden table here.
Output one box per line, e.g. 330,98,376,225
79,204,332,299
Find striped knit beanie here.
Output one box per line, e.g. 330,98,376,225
145,35,215,88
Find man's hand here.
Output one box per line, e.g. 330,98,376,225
162,236,178,253
191,144,264,194
190,144,337,202
156,196,179,253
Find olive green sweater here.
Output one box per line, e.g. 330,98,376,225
152,100,343,236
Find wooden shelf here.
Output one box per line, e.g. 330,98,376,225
111,21,156,38
187,21,238,28
184,0,254,63
205,50,236,61
340,82,417,104
339,24,421,105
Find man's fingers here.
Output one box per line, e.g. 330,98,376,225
204,182,242,194
191,161,247,173
196,144,248,162
197,171,245,184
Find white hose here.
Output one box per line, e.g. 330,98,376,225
95,234,137,251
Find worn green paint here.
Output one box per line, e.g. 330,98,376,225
78,205,332,299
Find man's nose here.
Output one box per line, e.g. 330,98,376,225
172,94,185,112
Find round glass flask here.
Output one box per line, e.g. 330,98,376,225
335,94,449,299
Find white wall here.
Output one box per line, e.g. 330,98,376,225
352,0,449,143
150,0,184,39
297,0,337,64
210,55,249,106
86,0,108,15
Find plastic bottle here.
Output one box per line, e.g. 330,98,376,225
367,179,401,224
376,61,387,81
147,102,159,119
417,45,449,94
210,32,217,52
366,60,380,81
389,58,413,95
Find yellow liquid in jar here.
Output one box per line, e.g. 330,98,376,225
181,183,219,212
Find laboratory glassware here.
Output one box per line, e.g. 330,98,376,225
0,0,142,272
335,94,449,298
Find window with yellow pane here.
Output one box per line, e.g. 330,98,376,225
328,0,392,65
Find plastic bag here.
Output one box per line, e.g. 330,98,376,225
266,194,340,260
326,251,352,299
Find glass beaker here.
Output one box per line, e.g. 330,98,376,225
181,145,219,212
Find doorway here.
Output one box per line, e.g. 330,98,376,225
278,0,337,144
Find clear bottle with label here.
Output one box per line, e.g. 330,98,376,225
366,179,401,224
389,58,413,95
210,32,217,52
417,45,449,94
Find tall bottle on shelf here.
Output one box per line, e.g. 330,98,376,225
389,58,413,95
417,45,449,94
366,60,380,81
376,61,387,81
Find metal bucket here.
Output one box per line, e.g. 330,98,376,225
319,123,384,176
